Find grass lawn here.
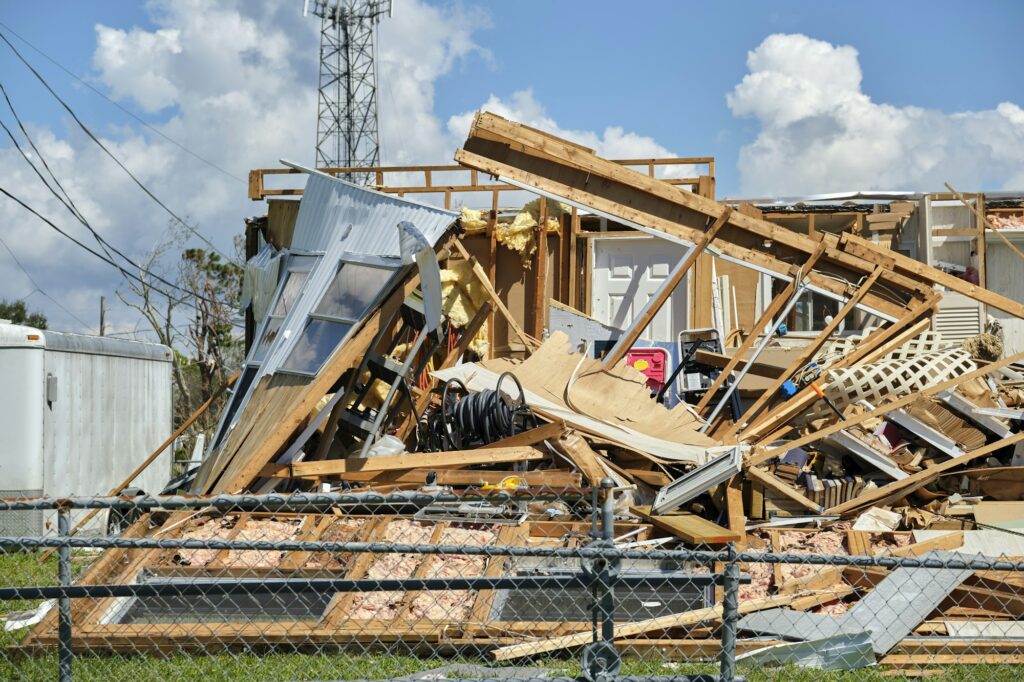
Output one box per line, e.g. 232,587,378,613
2,552,1021,680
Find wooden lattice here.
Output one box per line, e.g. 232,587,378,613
822,348,977,411
816,329,956,369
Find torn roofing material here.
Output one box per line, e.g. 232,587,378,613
280,160,457,257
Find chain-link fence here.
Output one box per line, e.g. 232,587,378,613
2,485,1024,681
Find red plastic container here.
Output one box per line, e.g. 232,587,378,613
625,347,670,393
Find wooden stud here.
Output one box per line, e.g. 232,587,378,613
602,208,732,371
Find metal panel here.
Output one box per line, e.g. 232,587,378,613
736,632,875,671
42,345,173,535
282,162,456,256
652,446,743,514
739,552,972,655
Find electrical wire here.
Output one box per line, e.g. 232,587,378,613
0,184,221,308
0,27,229,259
0,20,245,185
0,84,217,304
0,233,91,329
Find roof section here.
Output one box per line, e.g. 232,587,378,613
281,161,457,256
0,322,171,362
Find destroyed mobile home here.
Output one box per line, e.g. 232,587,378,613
18,112,1024,670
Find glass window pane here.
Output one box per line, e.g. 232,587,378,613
282,319,352,374
256,316,284,353
271,270,309,317
314,263,394,320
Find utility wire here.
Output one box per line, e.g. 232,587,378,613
0,27,230,259
0,84,209,302
0,184,220,307
0,232,92,329
0,20,245,185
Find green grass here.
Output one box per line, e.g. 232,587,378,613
1,652,1021,682
2,553,1023,680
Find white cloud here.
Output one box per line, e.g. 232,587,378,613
447,89,676,161
0,0,679,336
728,33,1024,196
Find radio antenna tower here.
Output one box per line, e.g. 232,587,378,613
304,0,392,183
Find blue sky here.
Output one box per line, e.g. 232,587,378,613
0,0,1022,333
2,1,1022,194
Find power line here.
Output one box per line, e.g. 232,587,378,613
0,232,92,329
0,80,209,301
0,184,220,307
0,20,245,185
0,27,230,260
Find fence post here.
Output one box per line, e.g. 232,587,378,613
57,503,73,682
719,542,739,682
580,478,620,682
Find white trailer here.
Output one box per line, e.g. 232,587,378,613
0,321,173,535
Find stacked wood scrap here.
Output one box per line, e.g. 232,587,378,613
29,113,1024,668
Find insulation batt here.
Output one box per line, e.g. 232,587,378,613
407,525,497,622
348,520,436,620
223,518,301,568
305,517,368,570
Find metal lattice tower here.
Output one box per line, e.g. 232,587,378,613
305,0,391,183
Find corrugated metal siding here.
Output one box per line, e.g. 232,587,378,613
987,239,1024,356
288,169,456,255
42,350,172,535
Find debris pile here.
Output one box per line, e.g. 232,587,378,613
24,114,1024,672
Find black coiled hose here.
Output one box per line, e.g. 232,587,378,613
421,372,537,451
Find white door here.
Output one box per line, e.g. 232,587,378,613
590,237,689,342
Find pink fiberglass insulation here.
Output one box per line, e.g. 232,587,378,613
407,524,498,623
175,516,236,567
222,518,302,569
347,519,436,620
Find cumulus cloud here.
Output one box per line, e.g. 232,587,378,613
447,89,678,163
728,33,1024,196
1,0,681,336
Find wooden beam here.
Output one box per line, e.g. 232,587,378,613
491,591,806,661
258,446,547,479
754,350,1024,463
534,197,548,338
631,506,741,545
461,113,935,310
480,420,566,450
602,208,732,370
694,350,784,380
553,430,609,485
839,230,1024,320
726,265,884,435
452,238,538,352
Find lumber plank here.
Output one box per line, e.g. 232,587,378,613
490,591,804,661
258,446,546,479
694,350,784,380
631,505,741,545
553,430,610,485
754,350,1024,463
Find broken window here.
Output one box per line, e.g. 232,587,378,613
280,261,396,375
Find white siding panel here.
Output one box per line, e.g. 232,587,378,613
987,240,1024,356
